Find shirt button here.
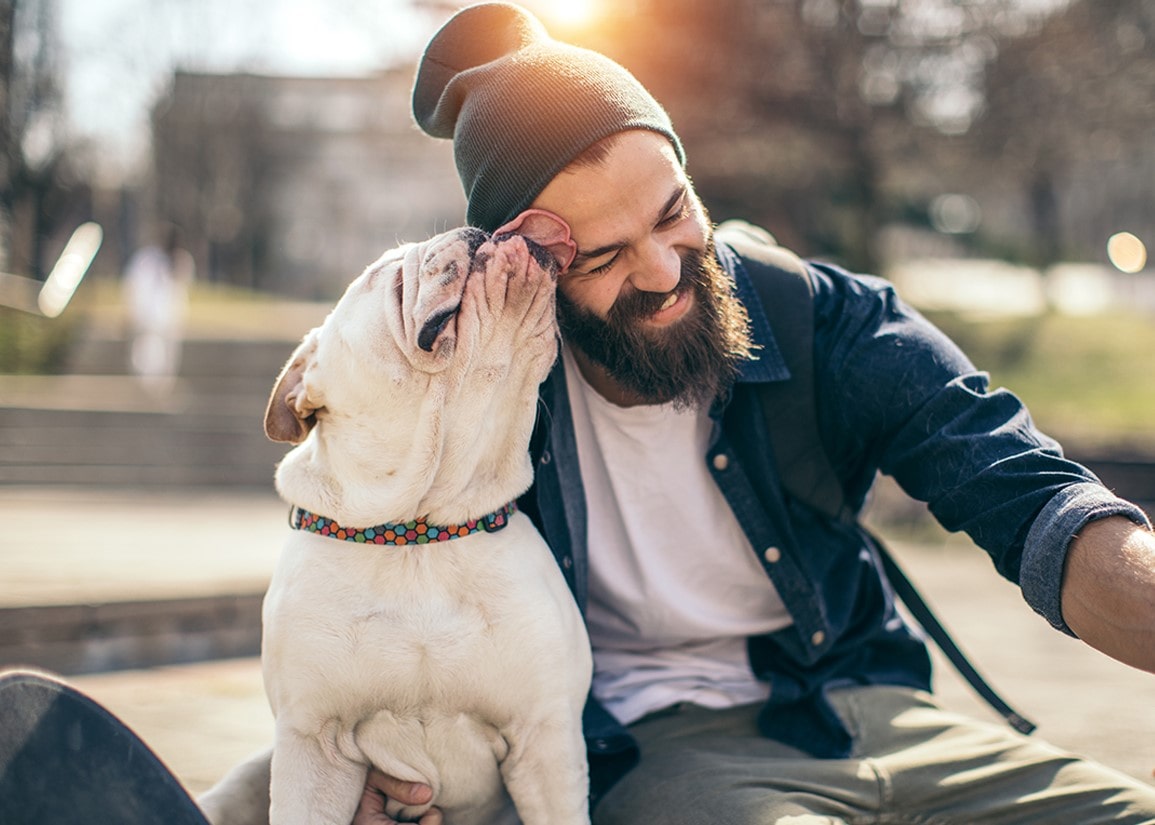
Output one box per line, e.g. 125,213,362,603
763,546,781,564
561,555,573,570
712,453,729,471
540,450,552,465
811,631,826,647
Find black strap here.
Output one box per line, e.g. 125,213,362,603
718,221,850,521
716,219,1036,736
875,541,1036,734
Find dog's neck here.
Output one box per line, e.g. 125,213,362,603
274,397,537,529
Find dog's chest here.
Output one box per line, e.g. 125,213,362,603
263,514,577,711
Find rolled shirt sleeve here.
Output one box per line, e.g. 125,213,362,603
1021,482,1151,635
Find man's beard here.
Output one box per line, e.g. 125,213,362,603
557,234,755,409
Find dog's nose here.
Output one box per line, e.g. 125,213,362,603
482,233,557,277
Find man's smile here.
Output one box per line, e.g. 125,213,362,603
645,288,693,327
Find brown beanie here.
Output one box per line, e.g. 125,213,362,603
412,2,685,232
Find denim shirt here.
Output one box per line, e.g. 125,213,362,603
518,243,1149,797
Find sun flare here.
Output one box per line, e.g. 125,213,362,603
536,0,601,31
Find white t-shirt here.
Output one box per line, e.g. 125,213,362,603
563,346,793,725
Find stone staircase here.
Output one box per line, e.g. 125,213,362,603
0,328,303,672
0,334,298,489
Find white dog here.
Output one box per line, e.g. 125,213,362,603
249,227,591,825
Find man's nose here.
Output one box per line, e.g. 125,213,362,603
628,239,682,294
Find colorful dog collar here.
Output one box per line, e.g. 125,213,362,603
290,502,516,545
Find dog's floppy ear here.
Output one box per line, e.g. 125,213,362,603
494,208,576,273
265,329,324,444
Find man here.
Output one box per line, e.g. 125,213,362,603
355,2,1155,823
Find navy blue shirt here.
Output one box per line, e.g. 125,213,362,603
519,242,1149,796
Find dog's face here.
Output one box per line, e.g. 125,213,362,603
263,227,561,525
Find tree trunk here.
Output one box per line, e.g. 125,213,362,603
0,0,17,270
1029,163,1062,269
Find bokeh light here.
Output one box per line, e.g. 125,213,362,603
929,193,982,235
1107,231,1148,273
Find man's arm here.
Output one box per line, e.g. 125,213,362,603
1062,515,1155,673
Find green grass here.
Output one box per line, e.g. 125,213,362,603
0,307,79,374
77,276,329,341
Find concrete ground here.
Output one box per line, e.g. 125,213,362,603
1,486,1153,799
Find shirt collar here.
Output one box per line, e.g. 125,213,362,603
715,240,791,385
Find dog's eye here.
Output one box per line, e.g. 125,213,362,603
417,306,459,352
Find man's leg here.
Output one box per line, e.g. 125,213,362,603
848,686,1155,825
0,669,210,825
593,687,1155,825
592,701,876,825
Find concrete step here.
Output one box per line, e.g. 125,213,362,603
0,376,289,486
1,329,299,488
71,658,273,796
0,487,280,678
0,595,263,676
66,337,296,381
1,405,287,486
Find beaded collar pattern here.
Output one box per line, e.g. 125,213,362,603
290,502,517,545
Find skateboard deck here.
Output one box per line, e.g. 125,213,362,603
0,669,211,825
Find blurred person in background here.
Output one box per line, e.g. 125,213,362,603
123,223,195,394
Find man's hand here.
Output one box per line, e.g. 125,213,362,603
353,769,443,825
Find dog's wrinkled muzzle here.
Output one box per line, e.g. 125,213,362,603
414,228,488,353
416,222,563,353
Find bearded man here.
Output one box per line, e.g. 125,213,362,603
363,3,1155,824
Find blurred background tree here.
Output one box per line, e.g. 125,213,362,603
974,0,1154,268
150,73,279,291
566,0,1093,273
0,0,87,278
2,0,1152,293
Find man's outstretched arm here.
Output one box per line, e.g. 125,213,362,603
1062,515,1155,673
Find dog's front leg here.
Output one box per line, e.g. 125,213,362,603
269,725,366,825
500,719,591,825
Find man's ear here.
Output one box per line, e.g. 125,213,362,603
264,328,324,444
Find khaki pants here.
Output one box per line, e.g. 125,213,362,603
594,686,1155,825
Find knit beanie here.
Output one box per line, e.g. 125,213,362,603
412,2,685,232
